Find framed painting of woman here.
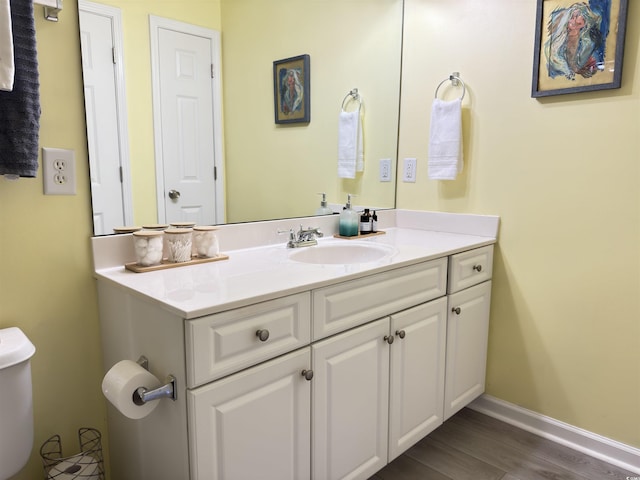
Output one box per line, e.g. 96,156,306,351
273,54,310,123
531,0,629,97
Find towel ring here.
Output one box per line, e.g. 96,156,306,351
341,88,362,111
434,74,466,101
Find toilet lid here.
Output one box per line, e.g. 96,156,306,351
0,327,35,369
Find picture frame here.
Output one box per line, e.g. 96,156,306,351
531,0,628,98
273,54,310,124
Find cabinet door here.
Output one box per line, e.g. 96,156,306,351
444,281,492,420
312,319,390,480
187,348,311,480
388,297,447,461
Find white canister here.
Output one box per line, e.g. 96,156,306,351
132,231,164,266
193,226,219,258
164,228,193,263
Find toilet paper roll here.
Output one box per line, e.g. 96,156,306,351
47,452,99,479
102,360,161,419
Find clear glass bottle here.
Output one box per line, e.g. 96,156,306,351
339,194,359,237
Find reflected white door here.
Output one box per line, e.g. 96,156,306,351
151,18,221,225
79,2,132,234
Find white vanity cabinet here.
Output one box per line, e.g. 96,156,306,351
187,348,312,480
444,245,493,420
312,298,448,480
94,226,496,480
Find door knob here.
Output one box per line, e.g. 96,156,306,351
452,307,461,315
395,330,406,339
168,189,181,200
384,335,394,344
301,369,314,381
473,264,483,272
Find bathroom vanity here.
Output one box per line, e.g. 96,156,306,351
92,210,498,480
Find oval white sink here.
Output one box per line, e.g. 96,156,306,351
288,242,396,265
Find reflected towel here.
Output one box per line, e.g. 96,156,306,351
428,98,462,180
337,108,363,179
0,0,40,178
0,0,14,91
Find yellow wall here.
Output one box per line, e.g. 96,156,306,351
220,0,401,222
397,0,640,447
0,3,107,480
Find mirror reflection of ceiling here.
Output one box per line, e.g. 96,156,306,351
82,0,403,235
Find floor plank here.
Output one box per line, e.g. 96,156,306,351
429,419,589,480
368,408,637,480
405,436,505,480
373,455,451,480
452,409,636,480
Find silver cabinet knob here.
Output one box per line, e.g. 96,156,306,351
452,307,461,315
384,335,394,344
473,264,483,272
256,329,270,342
168,189,181,199
395,330,406,339
301,369,314,381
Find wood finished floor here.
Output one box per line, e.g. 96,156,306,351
370,408,637,480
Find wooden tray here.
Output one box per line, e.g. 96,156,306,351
125,254,229,273
333,230,385,240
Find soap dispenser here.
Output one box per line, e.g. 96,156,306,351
315,193,333,215
339,194,359,237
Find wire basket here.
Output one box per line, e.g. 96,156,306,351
40,428,105,479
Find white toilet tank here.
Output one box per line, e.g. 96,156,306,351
0,327,36,480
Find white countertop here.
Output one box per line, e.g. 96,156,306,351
93,210,498,319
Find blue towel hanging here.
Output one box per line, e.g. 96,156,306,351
0,0,40,178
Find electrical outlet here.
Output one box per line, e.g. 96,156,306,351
43,148,76,195
403,157,417,182
379,158,392,182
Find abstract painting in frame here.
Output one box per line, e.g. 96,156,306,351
531,0,628,97
273,54,310,124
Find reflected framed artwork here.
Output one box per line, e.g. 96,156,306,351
531,0,628,97
273,54,310,124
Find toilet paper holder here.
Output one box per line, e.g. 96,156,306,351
133,356,177,405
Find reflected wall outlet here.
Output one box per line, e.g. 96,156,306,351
43,148,76,195
403,157,417,183
379,158,392,182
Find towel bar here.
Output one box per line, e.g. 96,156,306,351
34,0,62,22
434,73,466,101
341,88,362,111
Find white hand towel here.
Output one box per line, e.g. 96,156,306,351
428,98,463,180
338,108,363,179
0,0,14,92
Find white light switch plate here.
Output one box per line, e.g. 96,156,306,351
43,148,76,195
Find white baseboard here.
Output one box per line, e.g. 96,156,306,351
468,394,640,475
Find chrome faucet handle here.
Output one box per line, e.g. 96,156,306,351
277,228,296,238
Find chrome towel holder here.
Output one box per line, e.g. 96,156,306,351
434,72,466,101
341,88,362,111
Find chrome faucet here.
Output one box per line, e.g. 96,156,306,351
279,225,324,248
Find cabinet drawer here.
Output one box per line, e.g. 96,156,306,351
186,292,311,387
447,245,493,294
313,258,447,341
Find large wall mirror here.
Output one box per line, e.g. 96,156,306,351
79,0,404,235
